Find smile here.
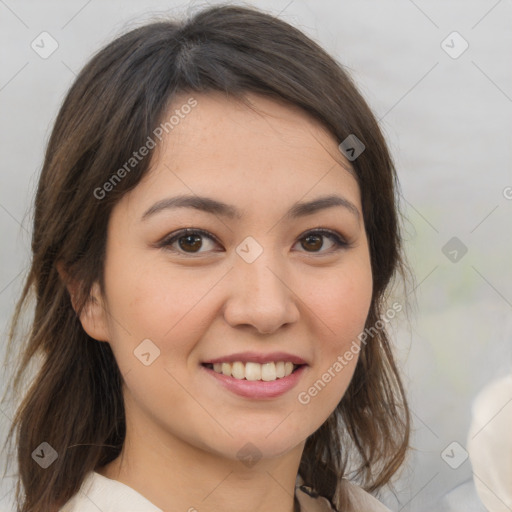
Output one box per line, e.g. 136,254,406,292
200,361,307,399
202,361,301,381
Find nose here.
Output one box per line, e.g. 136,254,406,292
222,248,300,335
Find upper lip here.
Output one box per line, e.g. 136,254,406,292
202,351,308,365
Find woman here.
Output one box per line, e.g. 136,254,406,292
2,4,410,511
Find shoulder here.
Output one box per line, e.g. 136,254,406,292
59,471,163,512
295,474,391,512
62,470,391,512
340,479,392,511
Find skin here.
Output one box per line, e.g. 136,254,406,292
71,92,373,512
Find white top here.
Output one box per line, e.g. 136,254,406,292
59,471,391,512
467,373,512,512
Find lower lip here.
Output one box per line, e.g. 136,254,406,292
201,364,307,399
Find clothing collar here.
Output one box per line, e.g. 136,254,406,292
295,474,337,512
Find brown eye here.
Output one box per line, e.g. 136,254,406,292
178,234,203,252
160,228,220,255
301,234,323,252
159,228,348,257
296,230,348,254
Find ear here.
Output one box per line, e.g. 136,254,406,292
57,262,110,342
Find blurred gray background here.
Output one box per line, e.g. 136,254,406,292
1,1,511,511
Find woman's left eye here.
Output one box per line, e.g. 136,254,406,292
297,230,348,253
158,228,348,256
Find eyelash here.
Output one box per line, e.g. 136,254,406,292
158,228,349,257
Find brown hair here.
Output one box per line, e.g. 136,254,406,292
2,4,411,511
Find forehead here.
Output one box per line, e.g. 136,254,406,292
119,92,362,222
164,91,354,172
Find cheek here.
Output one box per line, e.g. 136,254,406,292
294,267,372,420
103,253,221,371
105,251,191,330
307,263,373,346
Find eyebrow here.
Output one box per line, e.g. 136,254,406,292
141,194,360,222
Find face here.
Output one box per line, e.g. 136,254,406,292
83,92,373,464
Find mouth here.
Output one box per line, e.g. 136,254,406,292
201,361,305,382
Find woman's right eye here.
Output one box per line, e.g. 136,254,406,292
159,228,221,255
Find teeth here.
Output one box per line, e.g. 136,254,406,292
209,361,298,381
245,362,261,381
261,362,275,381
232,361,245,380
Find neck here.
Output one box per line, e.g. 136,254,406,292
98,405,305,512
